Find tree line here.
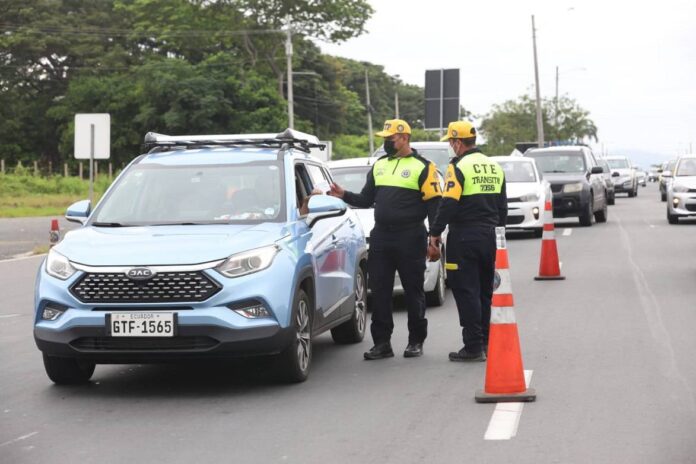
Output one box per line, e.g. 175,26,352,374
0,0,598,170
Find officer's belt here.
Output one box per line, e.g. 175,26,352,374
448,223,495,233
374,221,424,232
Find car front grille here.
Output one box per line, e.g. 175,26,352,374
685,204,696,212
70,271,221,304
506,216,525,225
70,336,219,351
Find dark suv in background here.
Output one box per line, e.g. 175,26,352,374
525,146,608,226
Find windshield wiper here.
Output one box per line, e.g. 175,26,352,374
92,222,130,227
148,222,221,226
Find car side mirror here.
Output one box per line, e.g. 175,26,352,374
611,172,620,177
65,200,91,224
590,166,603,175
306,195,346,227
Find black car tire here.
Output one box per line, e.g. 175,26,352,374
579,198,593,227
608,192,615,205
278,288,313,383
42,353,95,385
331,267,367,344
667,210,679,224
661,191,667,202
425,256,446,307
595,199,608,223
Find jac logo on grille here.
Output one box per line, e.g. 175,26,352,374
126,267,155,280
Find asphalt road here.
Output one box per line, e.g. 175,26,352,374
0,217,79,259
1,183,695,464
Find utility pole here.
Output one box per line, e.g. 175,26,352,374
285,16,294,129
555,65,559,141
532,15,544,148
394,90,400,119
365,69,374,154
394,76,400,118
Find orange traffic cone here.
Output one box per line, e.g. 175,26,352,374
534,200,565,280
476,227,536,403
49,219,60,248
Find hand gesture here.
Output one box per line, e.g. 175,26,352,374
427,236,441,262
328,183,345,198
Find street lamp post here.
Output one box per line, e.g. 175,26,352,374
531,15,544,148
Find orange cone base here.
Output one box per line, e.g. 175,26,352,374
475,388,537,403
534,275,565,281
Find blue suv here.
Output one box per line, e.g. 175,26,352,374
34,130,368,383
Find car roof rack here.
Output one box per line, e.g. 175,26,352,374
142,128,325,154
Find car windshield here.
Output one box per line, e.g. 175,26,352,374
331,166,371,208
499,161,537,182
676,159,696,176
607,159,630,169
92,162,285,225
526,152,586,173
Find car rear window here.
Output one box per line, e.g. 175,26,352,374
331,166,371,193
676,159,696,176
498,161,537,182
526,152,586,173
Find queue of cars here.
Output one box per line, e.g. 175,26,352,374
37,126,673,386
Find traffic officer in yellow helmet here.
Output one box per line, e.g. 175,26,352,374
429,121,507,362
329,119,441,360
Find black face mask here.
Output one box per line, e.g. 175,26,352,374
384,139,398,156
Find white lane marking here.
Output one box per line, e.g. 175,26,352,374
562,228,572,237
484,370,533,440
0,314,21,319
0,431,38,448
0,254,46,264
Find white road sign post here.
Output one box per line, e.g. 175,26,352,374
74,113,110,206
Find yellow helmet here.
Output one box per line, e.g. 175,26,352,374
440,120,476,141
375,119,411,137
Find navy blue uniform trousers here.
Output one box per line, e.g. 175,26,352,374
446,226,496,354
367,224,428,345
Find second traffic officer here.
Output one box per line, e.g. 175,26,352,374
329,119,442,360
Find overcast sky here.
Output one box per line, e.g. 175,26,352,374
320,0,696,164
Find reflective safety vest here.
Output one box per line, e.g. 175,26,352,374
372,155,440,201
444,152,504,199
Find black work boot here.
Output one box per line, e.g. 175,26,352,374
403,343,423,358
364,342,394,360
448,348,486,362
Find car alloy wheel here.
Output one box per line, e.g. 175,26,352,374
330,266,367,344
295,298,311,373
354,271,367,334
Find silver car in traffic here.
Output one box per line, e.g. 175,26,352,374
666,155,696,224
497,156,550,238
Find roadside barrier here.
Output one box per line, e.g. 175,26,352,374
49,219,60,248
534,200,565,280
476,227,536,403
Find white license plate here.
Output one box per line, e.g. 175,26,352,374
108,312,176,337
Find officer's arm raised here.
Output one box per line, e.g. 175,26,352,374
342,168,376,208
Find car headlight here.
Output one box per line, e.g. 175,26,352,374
563,183,583,193
519,193,540,202
672,184,689,193
46,249,77,280
216,245,279,278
